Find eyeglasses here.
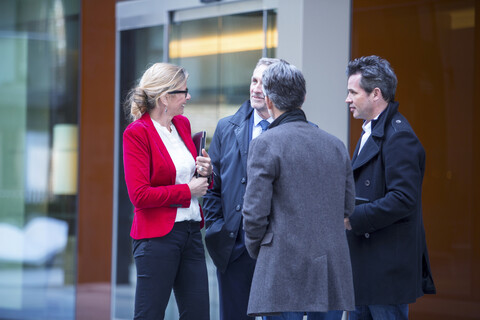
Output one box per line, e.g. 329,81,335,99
168,88,189,98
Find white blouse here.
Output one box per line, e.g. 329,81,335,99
152,119,201,222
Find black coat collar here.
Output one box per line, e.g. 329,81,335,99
371,101,399,139
269,108,307,129
352,101,399,169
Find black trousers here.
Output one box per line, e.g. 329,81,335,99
133,221,210,320
217,249,256,320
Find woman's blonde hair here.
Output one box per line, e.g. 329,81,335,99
124,63,189,122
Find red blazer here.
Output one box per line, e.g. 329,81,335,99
123,112,204,240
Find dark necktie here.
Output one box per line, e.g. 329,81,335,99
259,120,269,132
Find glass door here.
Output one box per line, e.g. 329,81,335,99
114,4,276,319
114,25,165,320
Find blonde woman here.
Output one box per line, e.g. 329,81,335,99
123,63,211,319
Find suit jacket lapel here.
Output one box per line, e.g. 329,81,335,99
141,113,177,185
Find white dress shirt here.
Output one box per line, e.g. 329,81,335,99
252,110,273,140
358,114,381,155
358,121,371,155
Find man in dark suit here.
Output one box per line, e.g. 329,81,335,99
344,55,436,320
203,57,279,320
243,60,355,319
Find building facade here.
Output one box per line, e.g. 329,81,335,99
0,0,478,319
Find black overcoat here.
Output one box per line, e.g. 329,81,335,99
347,101,436,305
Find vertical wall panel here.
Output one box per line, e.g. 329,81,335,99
278,0,351,146
472,0,480,304
77,0,116,319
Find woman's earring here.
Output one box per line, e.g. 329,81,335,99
164,107,168,113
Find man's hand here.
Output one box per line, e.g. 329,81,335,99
344,217,352,230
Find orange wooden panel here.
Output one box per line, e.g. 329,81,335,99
472,0,480,304
350,0,479,318
77,0,116,318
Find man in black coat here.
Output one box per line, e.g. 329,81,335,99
344,55,436,320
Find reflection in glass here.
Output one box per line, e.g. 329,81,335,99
0,0,79,319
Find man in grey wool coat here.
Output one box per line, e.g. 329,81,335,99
242,59,356,320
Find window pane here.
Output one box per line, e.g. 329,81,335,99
0,0,79,319
169,9,277,320
170,10,278,138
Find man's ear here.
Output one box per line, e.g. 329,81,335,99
265,96,273,110
372,87,383,101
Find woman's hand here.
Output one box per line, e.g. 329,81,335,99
196,149,212,177
188,176,209,197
